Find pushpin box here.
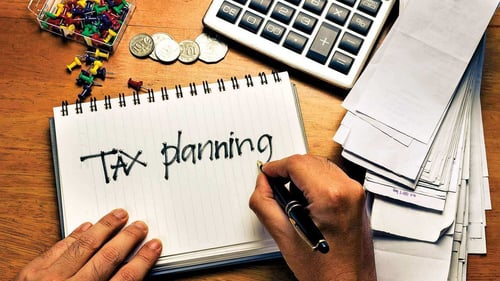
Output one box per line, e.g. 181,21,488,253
28,0,135,53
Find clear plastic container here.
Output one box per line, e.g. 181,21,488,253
28,0,135,52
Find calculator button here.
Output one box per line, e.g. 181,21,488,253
261,21,286,43
306,23,340,64
303,0,327,15
284,31,308,53
293,12,318,34
284,0,301,5
339,32,363,55
239,11,264,33
348,13,372,36
358,0,381,17
217,1,242,24
328,51,353,74
233,0,248,4
337,0,356,7
249,0,274,14
271,2,296,24
326,3,350,25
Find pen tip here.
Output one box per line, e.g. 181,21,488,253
257,160,264,171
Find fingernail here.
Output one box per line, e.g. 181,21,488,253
80,222,92,231
133,220,148,232
147,239,162,251
112,208,128,219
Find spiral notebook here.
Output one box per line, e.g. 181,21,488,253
49,71,307,274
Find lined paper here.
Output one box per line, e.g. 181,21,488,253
52,72,307,269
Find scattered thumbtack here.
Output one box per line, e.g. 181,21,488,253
88,60,104,75
66,56,82,72
128,78,148,92
95,68,114,80
78,84,93,100
89,48,110,60
81,53,97,65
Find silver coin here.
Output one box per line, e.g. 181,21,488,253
149,32,173,61
178,40,200,64
129,33,155,58
195,33,229,63
155,38,181,63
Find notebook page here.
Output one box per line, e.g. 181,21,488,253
52,72,306,262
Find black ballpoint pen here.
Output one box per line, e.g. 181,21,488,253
258,161,329,254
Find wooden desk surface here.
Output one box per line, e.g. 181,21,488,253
0,1,498,280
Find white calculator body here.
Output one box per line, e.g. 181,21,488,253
203,0,396,89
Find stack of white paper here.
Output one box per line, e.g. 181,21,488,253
333,0,498,280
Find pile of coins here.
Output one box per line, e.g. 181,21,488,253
129,32,228,64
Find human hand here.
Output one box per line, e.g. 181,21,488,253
15,209,162,281
250,154,375,281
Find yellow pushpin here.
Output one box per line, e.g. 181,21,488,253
103,29,117,43
66,56,82,72
88,60,104,76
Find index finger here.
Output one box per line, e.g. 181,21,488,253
50,208,130,277
261,154,328,189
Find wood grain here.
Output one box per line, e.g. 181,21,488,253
0,1,498,280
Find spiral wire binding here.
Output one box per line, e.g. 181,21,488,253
147,89,155,103
59,72,284,116
132,91,141,105
202,81,211,94
104,95,112,109
161,87,169,101
189,83,198,96
217,78,225,92
175,85,183,98
230,76,239,90
90,97,98,112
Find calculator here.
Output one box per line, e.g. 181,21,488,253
203,0,396,89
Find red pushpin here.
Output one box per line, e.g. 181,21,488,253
127,78,148,92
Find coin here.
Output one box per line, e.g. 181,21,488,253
149,32,174,61
155,38,181,63
178,40,200,64
195,33,229,63
129,33,155,58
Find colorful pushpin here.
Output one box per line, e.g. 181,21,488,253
76,0,86,8
88,60,104,75
103,29,117,43
87,49,110,60
66,56,82,72
78,84,93,100
77,70,96,86
54,3,66,17
127,78,148,92
60,24,76,37
94,67,112,80
94,4,109,14
80,53,97,65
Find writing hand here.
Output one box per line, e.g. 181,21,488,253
250,154,376,281
15,209,162,281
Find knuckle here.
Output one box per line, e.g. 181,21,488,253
248,191,258,210
100,245,122,267
15,267,38,281
99,215,118,229
76,233,100,252
286,154,306,169
136,248,156,265
16,268,64,281
123,224,145,240
248,197,256,211
116,268,139,281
